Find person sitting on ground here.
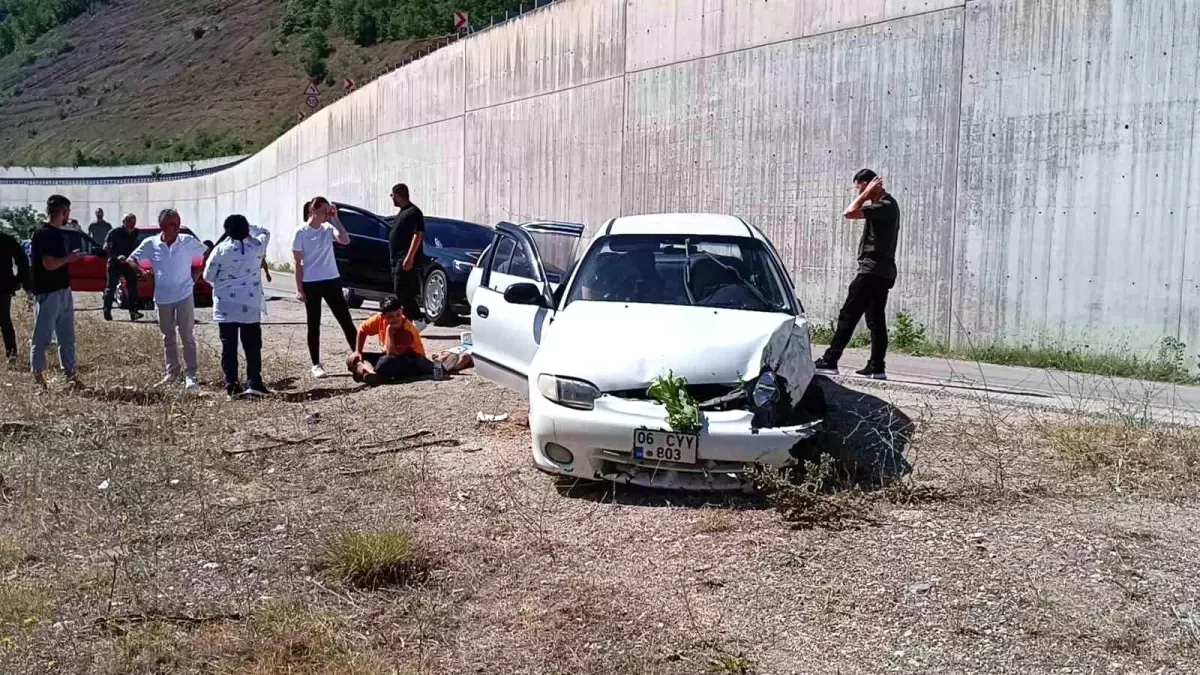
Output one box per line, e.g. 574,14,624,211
346,296,445,386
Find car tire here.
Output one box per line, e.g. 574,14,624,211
343,288,364,309
422,268,454,326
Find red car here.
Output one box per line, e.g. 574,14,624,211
61,227,214,308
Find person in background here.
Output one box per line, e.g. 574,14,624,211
126,208,207,390
203,214,272,398
813,169,900,380
102,213,144,322
389,183,427,321
292,196,357,379
0,227,31,364
65,218,81,232
345,295,444,386
29,195,81,387
88,208,112,244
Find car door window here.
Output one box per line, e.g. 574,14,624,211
508,242,537,280
341,211,388,241
490,236,515,276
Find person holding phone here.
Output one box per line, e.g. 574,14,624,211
292,196,357,379
29,195,82,387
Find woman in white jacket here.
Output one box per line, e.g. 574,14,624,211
203,214,272,398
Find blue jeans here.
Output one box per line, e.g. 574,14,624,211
31,288,76,375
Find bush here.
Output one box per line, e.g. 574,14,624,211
191,26,206,40
0,205,42,239
891,311,927,353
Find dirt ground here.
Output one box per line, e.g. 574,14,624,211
1,291,1199,674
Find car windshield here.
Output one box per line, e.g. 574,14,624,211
428,221,494,251
566,234,794,313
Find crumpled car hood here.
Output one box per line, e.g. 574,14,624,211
532,301,812,392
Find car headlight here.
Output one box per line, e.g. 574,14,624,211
537,375,600,410
752,370,779,408
452,259,474,273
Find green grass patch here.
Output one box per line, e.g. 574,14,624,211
809,312,1200,385
316,530,423,588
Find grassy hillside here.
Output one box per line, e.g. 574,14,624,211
0,0,435,167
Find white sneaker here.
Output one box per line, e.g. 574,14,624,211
184,375,200,390
156,375,180,388
311,364,327,379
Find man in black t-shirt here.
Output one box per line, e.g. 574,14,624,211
814,169,900,380
30,194,82,386
388,183,427,321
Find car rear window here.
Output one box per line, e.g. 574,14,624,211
427,220,494,251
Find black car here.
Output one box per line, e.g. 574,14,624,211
332,204,493,324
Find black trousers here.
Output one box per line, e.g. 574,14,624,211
302,278,358,365
102,263,140,314
392,266,424,321
363,351,435,383
823,273,893,365
219,322,263,391
0,292,15,358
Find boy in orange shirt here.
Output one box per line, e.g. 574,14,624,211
346,296,445,385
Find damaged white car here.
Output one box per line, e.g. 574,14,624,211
467,214,825,490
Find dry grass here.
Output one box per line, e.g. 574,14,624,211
3,295,1200,673
1041,422,1200,496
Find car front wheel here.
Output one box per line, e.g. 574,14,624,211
423,268,453,325
343,288,364,309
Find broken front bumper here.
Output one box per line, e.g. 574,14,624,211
528,394,822,491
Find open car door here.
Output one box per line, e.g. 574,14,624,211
64,230,108,293
470,221,585,394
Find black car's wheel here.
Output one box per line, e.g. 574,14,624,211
423,268,454,325
343,288,364,309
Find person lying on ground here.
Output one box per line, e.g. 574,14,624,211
429,347,473,375
346,296,445,386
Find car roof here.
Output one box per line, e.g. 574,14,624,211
602,213,763,239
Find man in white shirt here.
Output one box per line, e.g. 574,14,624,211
125,208,208,389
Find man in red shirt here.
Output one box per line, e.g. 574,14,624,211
346,296,445,385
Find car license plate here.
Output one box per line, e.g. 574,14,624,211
633,429,699,464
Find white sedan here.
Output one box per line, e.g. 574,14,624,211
467,214,824,490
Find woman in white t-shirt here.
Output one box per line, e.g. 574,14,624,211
292,196,358,378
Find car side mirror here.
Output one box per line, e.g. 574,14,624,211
504,282,546,307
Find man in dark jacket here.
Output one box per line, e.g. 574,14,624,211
102,213,143,321
0,228,31,363
389,183,427,321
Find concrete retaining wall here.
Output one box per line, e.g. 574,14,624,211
2,0,1197,353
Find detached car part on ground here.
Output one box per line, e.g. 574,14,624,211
467,214,826,491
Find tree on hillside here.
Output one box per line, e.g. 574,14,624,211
0,0,109,58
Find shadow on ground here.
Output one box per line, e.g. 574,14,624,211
77,385,169,406
554,376,914,507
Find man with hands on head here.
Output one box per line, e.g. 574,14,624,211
813,169,901,381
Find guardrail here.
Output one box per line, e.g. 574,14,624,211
1,1,561,188
0,156,249,186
